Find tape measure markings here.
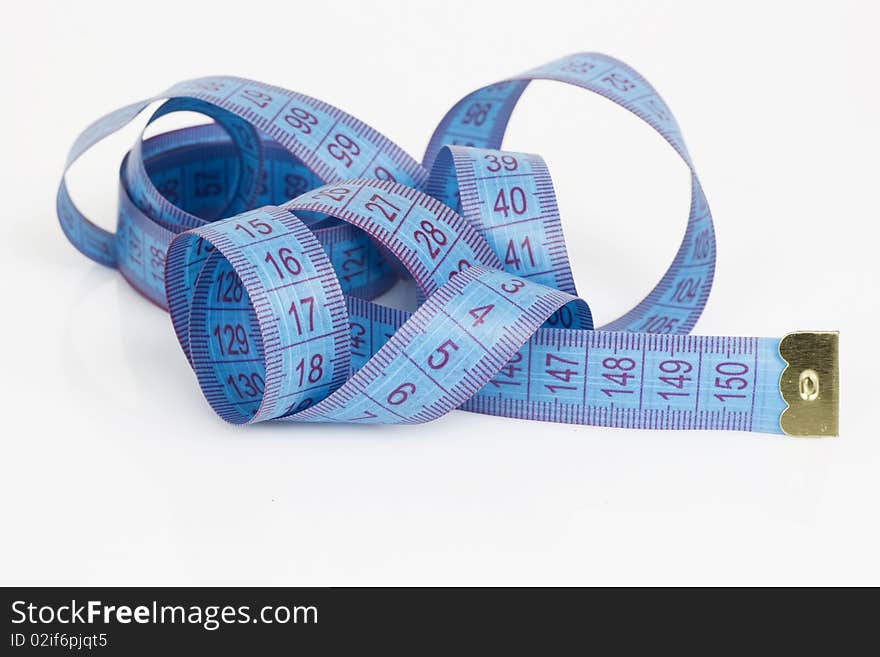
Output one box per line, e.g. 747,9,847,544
424,145,589,330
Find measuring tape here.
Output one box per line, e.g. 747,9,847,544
57,52,839,435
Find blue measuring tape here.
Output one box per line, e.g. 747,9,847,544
57,53,839,435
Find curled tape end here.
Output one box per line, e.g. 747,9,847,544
779,331,839,437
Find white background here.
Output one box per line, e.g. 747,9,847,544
1,0,877,586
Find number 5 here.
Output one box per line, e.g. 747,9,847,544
428,340,459,370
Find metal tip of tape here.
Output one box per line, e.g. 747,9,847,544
779,331,839,437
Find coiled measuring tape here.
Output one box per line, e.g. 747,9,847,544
57,52,839,435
